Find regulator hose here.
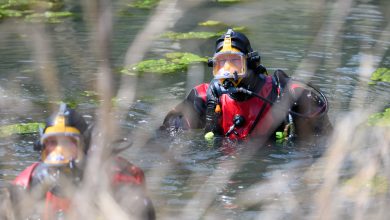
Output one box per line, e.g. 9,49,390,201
204,81,223,134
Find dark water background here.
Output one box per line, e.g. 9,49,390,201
0,0,389,219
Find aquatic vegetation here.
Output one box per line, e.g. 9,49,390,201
121,52,207,74
0,9,23,18
128,0,160,9
64,91,106,106
369,68,390,84
162,31,221,40
25,11,72,23
217,0,242,3
0,0,72,23
198,20,226,27
124,59,184,74
165,52,208,64
162,18,247,40
0,122,44,137
198,20,247,30
224,26,246,32
367,108,390,127
162,26,246,40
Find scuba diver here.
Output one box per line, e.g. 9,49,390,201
161,28,332,144
10,103,155,220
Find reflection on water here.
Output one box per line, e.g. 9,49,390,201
0,0,389,219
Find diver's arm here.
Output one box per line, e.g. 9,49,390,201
161,84,208,133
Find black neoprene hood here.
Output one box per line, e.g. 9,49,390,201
215,30,253,54
45,108,87,134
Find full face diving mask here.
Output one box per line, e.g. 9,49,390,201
36,135,83,197
212,32,247,87
41,135,83,166
40,110,84,166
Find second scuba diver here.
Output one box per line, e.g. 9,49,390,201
10,103,155,220
161,28,332,144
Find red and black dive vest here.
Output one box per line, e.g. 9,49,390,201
194,75,278,140
162,69,330,141
13,157,146,220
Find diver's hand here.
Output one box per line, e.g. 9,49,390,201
31,163,59,191
30,163,81,198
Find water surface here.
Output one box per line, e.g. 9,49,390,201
0,0,389,219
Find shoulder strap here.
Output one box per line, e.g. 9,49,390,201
272,69,290,98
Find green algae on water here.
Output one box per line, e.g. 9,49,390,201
128,0,160,9
198,20,226,27
25,11,73,23
162,19,247,41
0,122,45,137
162,31,221,40
369,68,390,84
165,52,208,65
367,108,390,127
217,0,242,3
0,0,72,23
121,52,207,74
162,26,247,40
127,59,185,74
0,9,23,18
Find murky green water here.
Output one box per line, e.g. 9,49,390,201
0,0,389,219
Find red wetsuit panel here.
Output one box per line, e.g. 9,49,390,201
193,83,209,103
44,191,71,220
220,76,274,139
111,156,146,187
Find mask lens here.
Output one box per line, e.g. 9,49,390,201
213,52,246,79
42,136,81,165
